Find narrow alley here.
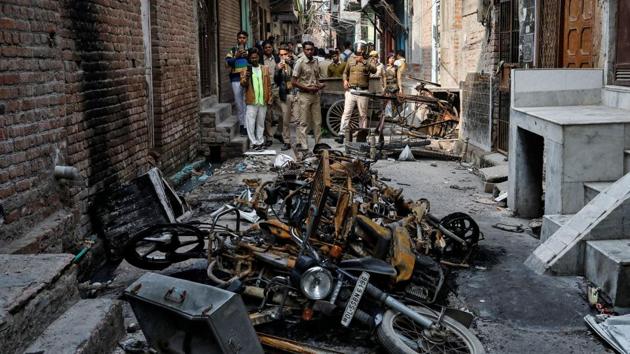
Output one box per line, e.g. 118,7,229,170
1,1,630,354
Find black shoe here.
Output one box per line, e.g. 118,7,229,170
264,139,273,147
274,134,284,143
240,126,247,136
334,135,344,144
281,143,291,151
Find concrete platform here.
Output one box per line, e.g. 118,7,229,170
25,299,124,354
0,254,79,353
585,240,630,307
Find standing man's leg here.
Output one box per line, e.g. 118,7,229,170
357,96,369,128
245,105,258,146
297,93,310,149
263,103,273,144
232,81,246,131
311,94,322,144
339,90,357,134
279,96,291,147
256,106,268,146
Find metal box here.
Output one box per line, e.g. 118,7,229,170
124,272,263,353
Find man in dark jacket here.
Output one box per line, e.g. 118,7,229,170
274,45,296,151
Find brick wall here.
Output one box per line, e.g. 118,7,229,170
0,1,67,246
62,0,150,242
217,0,241,103
0,0,204,253
150,0,200,172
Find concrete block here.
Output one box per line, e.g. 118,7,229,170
483,182,495,193
541,214,574,242
550,241,585,276
25,299,124,354
563,124,624,183
479,165,508,183
624,151,630,175
585,240,630,306
584,181,613,204
560,182,586,214
0,254,79,354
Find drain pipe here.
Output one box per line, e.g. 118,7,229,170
54,165,81,181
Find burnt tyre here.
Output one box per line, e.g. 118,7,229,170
376,307,485,354
124,224,206,270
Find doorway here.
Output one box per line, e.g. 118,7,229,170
560,0,598,68
198,0,218,97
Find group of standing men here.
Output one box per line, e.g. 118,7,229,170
225,31,325,152
225,31,407,152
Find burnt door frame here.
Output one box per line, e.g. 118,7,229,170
614,0,630,86
198,0,219,97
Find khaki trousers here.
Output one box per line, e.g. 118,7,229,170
296,92,322,149
278,93,297,143
339,90,369,134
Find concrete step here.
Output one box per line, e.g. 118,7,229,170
480,152,508,168
585,240,630,307
478,165,508,183
526,172,630,275
221,136,249,160
25,298,124,354
216,115,240,140
0,254,79,354
0,209,73,254
200,95,218,110
584,181,614,204
540,214,575,241
200,103,232,127
624,150,630,174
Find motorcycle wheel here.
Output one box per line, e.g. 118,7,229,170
124,224,206,270
376,307,485,354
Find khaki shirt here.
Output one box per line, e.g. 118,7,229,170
342,54,377,89
292,56,320,89
327,61,346,78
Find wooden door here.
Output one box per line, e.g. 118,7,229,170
562,0,597,68
615,0,630,86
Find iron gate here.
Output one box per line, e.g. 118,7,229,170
495,0,520,154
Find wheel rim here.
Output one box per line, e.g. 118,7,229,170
326,100,360,136
391,312,474,353
126,225,205,269
440,213,480,257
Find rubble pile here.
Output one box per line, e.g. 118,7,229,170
119,149,486,353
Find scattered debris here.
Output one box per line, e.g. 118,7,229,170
491,223,525,233
494,192,508,202
450,184,475,191
118,338,152,353
398,145,415,161
430,162,438,167
585,314,630,354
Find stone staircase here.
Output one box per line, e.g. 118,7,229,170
199,96,249,160
0,254,124,353
527,171,630,307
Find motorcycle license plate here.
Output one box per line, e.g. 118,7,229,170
341,271,370,327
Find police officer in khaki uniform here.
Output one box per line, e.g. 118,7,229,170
291,41,325,151
335,41,377,144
